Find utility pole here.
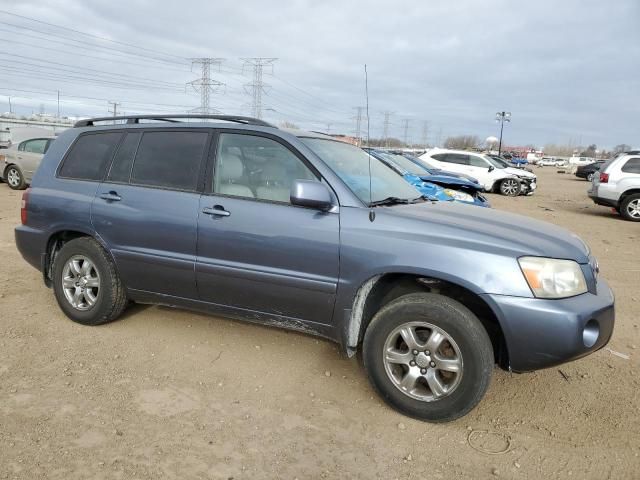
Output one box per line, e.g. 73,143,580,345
353,106,364,146
108,101,121,124
382,111,393,148
57,90,60,118
495,111,512,156
421,121,429,148
401,118,410,147
326,122,332,134
188,58,225,114
7,96,11,113
436,126,443,147
241,58,277,119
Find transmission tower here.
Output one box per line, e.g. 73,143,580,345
421,120,430,147
353,106,364,146
401,119,411,147
382,111,394,148
187,58,225,114
241,58,277,119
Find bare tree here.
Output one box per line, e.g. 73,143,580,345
279,121,300,129
444,135,480,150
614,144,632,154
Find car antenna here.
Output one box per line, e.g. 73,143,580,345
365,64,375,222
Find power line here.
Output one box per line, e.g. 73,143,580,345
241,58,277,119
187,58,225,114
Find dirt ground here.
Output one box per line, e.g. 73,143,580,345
0,167,638,479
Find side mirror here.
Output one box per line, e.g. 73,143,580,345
290,180,333,211
488,165,495,172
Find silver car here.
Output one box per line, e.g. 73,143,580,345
588,150,640,221
2,136,56,190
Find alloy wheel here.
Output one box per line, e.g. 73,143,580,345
627,199,640,219
501,178,520,196
383,321,463,402
61,255,101,311
6,168,20,187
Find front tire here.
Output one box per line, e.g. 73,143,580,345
620,194,640,222
5,165,26,190
362,293,494,422
499,178,521,196
52,237,128,325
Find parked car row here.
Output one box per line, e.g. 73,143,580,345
1,136,56,189
13,114,614,423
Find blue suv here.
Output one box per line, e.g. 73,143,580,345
15,115,615,422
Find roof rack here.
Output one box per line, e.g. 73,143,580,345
73,114,276,128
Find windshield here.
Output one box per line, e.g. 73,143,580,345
381,153,428,176
486,155,509,169
301,138,421,204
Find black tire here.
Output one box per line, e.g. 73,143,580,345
620,193,640,222
499,178,521,196
5,165,26,190
362,293,493,422
586,172,595,182
52,237,128,325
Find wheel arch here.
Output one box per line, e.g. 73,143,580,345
620,188,640,202
344,272,510,369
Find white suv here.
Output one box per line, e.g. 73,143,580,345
421,149,537,196
588,151,640,221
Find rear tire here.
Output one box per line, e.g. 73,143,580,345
586,172,595,182
5,165,26,190
52,237,128,325
362,293,494,422
620,194,640,222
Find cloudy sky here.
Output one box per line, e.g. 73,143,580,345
0,0,637,149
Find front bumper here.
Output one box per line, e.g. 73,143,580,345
481,278,615,372
520,178,537,196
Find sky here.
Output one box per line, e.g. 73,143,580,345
0,0,637,149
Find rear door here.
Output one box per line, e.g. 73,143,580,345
195,130,340,326
92,129,210,299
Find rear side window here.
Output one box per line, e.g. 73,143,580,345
130,131,208,191
621,158,640,174
23,139,49,154
59,132,123,181
446,154,469,165
431,153,447,162
107,132,141,183
468,155,487,167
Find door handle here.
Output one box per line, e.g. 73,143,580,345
202,205,230,217
99,191,121,202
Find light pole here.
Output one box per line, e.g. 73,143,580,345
495,111,511,156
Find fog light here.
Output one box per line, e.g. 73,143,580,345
583,319,599,348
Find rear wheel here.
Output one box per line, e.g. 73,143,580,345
620,194,640,222
52,237,128,325
499,178,520,196
362,293,494,422
5,165,26,190
586,172,595,182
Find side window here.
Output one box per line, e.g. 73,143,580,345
213,133,317,203
447,154,470,165
18,141,26,152
107,132,141,183
23,139,48,155
131,131,208,191
621,158,640,174
431,153,448,162
59,132,123,181
468,155,488,167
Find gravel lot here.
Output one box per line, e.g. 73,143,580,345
0,167,638,479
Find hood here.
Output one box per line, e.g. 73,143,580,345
419,174,483,191
504,167,536,179
377,201,590,263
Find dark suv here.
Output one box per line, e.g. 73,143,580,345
15,115,615,422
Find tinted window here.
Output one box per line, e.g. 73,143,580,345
468,155,488,167
214,133,317,203
446,154,469,165
59,132,123,181
431,153,448,162
131,131,208,191
107,132,141,183
24,139,48,154
622,158,640,174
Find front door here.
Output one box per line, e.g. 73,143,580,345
196,131,340,327
92,129,210,299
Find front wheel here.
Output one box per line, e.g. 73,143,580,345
362,293,494,422
5,165,26,190
499,178,521,196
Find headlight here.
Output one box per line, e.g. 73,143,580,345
443,189,474,202
518,257,587,299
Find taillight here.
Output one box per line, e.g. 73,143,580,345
599,172,609,183
21,188,30,225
